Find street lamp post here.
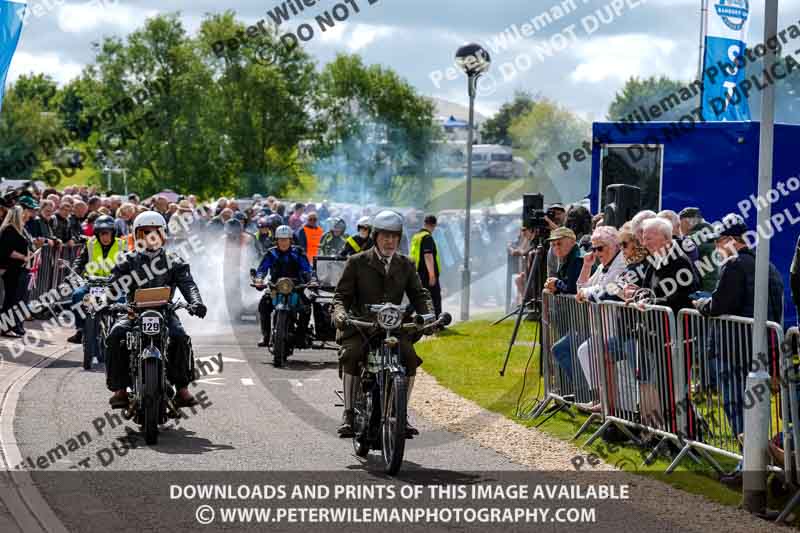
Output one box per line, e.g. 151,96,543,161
455,43,491,322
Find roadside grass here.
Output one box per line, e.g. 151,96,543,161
416,319,758,509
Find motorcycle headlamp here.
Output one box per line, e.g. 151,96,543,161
275,278,295,295
376,307,402,330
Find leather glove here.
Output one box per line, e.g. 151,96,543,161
190,303,207,318
333,311,347,329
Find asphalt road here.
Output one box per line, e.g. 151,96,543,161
0,317,776,533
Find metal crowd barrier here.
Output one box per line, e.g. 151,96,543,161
584,300,690,466
779,327,800,522
674,309,784,475
27,244,85,305
533,292,604,438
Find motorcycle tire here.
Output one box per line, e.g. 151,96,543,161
352,382,370,458
273,312,289,368
143,358,161,445
82,314,95,370
381,373,407,476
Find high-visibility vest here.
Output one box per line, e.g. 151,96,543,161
88,237,124,276
410,229,441,274
345,235,362,253
302,225,324,261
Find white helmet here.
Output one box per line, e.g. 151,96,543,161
133,210,167,251
274,225,293,239
371,210,403,236
356,216,371,229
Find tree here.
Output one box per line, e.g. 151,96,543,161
0,83,64,180
314,54,439,204
607,76,697,121
480,91,536,146
13,73,58,109
509,99,590,203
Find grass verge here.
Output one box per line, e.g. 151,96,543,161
416,319,760,509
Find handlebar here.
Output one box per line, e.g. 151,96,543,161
346,312,452,331
108,300,192,314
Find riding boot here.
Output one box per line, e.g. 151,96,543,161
258,315,271,347
405,376,419,437
338,373,359,437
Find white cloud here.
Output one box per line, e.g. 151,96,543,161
56,0,159,34
569,34,678,84
7,51,83,85
346,24,394,52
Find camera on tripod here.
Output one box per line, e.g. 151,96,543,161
522,193,553,233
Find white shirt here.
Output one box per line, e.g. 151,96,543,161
577,251,627,302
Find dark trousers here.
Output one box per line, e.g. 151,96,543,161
1,269,28,331
257,292,311,344
339,333,422,376
423,279,442,317
105,313,193,391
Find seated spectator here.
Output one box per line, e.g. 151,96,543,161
679,207,719,292
624,217,699,314
576,225,626,303
659,209,699,263
544,227,581,295
630,210,656,242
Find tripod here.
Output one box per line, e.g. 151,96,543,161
498,238,546,377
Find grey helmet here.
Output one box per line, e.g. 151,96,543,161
274,225,293,239
371,210,404,238
332,217,346,232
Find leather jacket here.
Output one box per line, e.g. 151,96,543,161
109,248,204,307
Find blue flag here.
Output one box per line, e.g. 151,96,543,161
0,0,26,111
701,0,751,121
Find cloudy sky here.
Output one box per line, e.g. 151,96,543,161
10,0,800,121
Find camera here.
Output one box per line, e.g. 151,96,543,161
523,193,550,233
579,235,592,253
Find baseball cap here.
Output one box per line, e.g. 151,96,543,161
547,227,576,241
679,207,702,219
549,203,566,212
17,195,39,210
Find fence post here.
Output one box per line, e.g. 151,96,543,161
742,369,771,513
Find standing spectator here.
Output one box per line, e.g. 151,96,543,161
109,195,122,214
0,203,36,336
73,200,88,227
509,225,534,305
288,203,305,231
317,201,331,222
679,207,719,292
275,202,287,224
154,195,171,224
658,209,699,262
294,212,323,263
114,202,136,238
26,199,57,247
87,196,101,213
127,193,140,205
410,215,443,317
51,199,79,245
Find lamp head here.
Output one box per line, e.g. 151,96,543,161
455,43,491,76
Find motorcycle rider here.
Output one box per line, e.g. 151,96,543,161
333,210,434,438
254,225,313,349
67,215,126,344
319,217,348,256
105,211,207,409
254,216,274,257
339,216,373,258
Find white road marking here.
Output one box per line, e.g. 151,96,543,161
195,378,225,385
241,378,254,386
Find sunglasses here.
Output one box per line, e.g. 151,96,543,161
591,246,605,253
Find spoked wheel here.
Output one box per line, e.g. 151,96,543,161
273,312,289,368
142,358,161,445
352,381,370,458
381,373,408,475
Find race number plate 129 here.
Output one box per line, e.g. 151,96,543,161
142,316,160,334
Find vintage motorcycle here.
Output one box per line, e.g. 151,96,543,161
80,275,115,369
250,269,313,368
110,288,196,445
346,304,451,475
